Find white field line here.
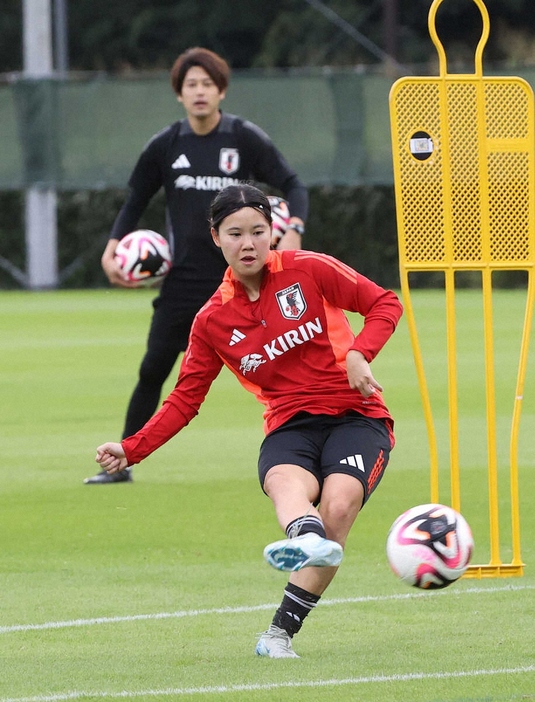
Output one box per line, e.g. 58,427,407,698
0,583,533,635
1,665,535,702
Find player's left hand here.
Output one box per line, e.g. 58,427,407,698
95,442,128,474
346,350,383,398
276,227,302,251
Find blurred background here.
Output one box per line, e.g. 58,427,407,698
1,0,534,289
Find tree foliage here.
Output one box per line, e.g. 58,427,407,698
2,0,535,74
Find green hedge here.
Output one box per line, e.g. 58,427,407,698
0,186,400,290
0,187,526,290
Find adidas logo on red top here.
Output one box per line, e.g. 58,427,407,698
229,329,246,346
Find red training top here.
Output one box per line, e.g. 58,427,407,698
122,250,403,465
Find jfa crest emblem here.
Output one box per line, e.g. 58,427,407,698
219,148,240,175
276,283,307,320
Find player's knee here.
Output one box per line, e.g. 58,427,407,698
322,499,354,525
263,465,294,497
263,464,318,501
321,493,363,543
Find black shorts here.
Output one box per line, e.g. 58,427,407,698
258,412,394,506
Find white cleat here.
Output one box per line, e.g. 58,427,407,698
255,625,300,658
263,532,343,572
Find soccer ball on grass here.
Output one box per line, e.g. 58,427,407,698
386,503,474,589
114,230,172,287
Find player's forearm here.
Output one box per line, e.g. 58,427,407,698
350,291,403,361
283,178,309,223
109,188,151,240
121,401,191,465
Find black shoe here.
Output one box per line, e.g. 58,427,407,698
84,468,133,484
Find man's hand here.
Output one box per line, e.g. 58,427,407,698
101,239,139,288
276,218,304,251
276,226,302,251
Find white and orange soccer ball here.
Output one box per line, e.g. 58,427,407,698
267,196,291,248
386,503,474,589
114,230,172,287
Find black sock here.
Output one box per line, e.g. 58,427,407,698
285,514,326,539
272,582,321,637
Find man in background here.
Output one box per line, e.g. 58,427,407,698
85,46,308,484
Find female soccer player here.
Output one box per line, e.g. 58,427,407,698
95,184,403,658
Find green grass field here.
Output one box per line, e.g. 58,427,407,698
1,288,534,702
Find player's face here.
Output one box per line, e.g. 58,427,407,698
212,207,271,282
178,66,225,120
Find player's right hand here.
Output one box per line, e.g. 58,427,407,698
95,442,128,473
101,239,139,288
105,263,139,288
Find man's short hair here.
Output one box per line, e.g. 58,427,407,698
171,47,230,95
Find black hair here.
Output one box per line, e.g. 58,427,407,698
210,184,272,231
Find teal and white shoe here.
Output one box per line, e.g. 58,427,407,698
255,625,300,658
263,532,343,572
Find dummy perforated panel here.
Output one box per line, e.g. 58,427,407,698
390,76,534,269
